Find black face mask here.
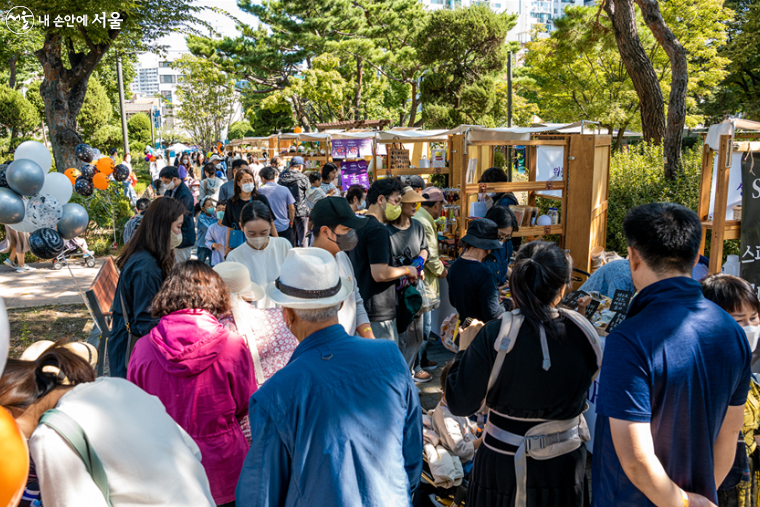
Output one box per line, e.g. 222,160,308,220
329,228,358,252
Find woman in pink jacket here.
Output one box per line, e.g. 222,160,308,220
127,260,257,507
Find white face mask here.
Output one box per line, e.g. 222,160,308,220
358,200,366,210
170,231,182,249
247,236,269,249
242,183,255,193
743,324,760,352
164,180,176,191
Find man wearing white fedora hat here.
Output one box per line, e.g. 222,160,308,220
236,248,422,507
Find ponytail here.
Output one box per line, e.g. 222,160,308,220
509,241,572,337
0,340,95,412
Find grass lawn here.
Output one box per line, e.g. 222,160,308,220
7,304,93,358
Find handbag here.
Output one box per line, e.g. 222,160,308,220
119,286,142,369
39,409,113,507
229,223,245,249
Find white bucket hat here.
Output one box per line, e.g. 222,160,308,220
266,248,353,309
213,262,265,302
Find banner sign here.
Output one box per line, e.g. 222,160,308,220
740,152,760,299
340,160,369,189
332,138,373,159
536,146,564,198
709,152,744,221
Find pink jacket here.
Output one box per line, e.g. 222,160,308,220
127,309,256,505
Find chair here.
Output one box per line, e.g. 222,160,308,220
83,257,119,376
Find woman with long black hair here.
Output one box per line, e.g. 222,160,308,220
222,167,277,250
109,197,186,378
445,241,601,507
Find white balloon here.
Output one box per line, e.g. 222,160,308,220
536,215,552,226
39,171,73,205
0,297,8,376
15,140,52,173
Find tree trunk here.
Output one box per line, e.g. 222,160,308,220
635,0,688,179
8,54,18,89
354,57,363,122
34,31,117,172
614,123,629,152
604,0,665,145
407,81,418,127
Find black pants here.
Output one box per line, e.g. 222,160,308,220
277,226,292,244
293,216,309,247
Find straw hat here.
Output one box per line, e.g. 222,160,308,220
21,340,99,369
400,186,426,204
266,248,353,309
213,262,265,302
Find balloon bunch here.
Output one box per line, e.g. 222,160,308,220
0,141,90,260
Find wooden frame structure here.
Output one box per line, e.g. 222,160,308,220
452,132,612,276
375,130,453,181
698,121,760,273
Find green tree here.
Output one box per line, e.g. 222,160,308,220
703,0,760,121
14,0,209,172
228,119,255,140
77,79,112,142
0,84,40,138
93,52,137,114
172,54,237,148
25,81,45,119
414,5,519,128
91,124,123,152
0,28,44,89
127,113,151,143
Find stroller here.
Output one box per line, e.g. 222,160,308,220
52,238,96,270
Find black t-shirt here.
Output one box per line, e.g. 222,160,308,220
447,257,505,323
221,193,271,229
349,215,396,322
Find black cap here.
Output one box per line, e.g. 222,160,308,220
407,175,425,189
461,218,502,250
311,197,368,231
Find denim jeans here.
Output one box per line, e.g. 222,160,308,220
197,247,212,265
123,181,137,206
414,311,433,372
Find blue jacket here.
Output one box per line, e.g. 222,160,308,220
166,181,195,249
236,324,423,507
484,240,512,286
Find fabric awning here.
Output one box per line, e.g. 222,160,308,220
705,118,760,151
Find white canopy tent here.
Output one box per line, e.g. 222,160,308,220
704,118,760,151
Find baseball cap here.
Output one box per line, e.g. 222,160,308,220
311,197,368,231
407,175,425,189
421,187,445,202
209,154,222,162
290,156,305,167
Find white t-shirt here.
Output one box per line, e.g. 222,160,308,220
30,377,215,507
226,237,292,308
336,251,370,335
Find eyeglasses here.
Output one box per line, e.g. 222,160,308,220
498,235,512,242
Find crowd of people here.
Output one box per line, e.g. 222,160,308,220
0,153,756,507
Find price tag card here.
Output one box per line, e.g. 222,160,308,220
609,290,634,314
605,312,627,333
585,300,601,319
560,290,588,310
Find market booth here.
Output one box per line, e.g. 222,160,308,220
699,118,760,275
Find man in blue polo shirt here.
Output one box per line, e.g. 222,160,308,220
592,203,751,507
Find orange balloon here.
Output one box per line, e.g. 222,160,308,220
96,157,114,176
64,168,81,184
0,407,28,507
93,172,109,190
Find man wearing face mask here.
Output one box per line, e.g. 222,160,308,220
218,158,246,202
311,197,374,338
350,177,418,343
159,166,194,263
278,156,311,247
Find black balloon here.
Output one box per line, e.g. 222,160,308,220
74,176,94,197
80,164,96,179
75,143,94,163
0,170,7,189
113,164,130,182
29,227,65,259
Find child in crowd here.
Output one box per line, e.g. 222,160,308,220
432,362,482,474
205,200,228,266
701,274,760,507
123,198,150,244
196,196,217,265
305,171,327,210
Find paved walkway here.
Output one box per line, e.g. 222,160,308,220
0,258,105,309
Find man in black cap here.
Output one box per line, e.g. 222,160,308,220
278,156,310,247
311,197,375,338
406,175,425,194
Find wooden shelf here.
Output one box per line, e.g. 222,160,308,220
383,166,451,176
464,181,565,193
701,219,741,240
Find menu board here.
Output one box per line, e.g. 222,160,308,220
609,290,634,314
741,152,760,299
340,160,370,189
332,138,373,159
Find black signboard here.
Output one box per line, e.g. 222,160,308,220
560,290,588,310
606,312,627,333
609,290,634,314
585,300,601,319
741,152,760,299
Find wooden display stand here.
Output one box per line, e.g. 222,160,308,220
453,133,612,276
376,137,452,181
698,132,760,274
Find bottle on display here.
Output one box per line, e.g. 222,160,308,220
548,208,559,225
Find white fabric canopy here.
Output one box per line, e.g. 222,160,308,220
166,143,192,153
705,119,760,151
443,121,598,143
375,129,450,143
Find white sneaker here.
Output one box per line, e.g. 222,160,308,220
22,265,36,272
3,259,16,269
15,266,24,273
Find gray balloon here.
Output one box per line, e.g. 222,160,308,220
0,187,25,224
6,159,44,196
57,202,90,240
